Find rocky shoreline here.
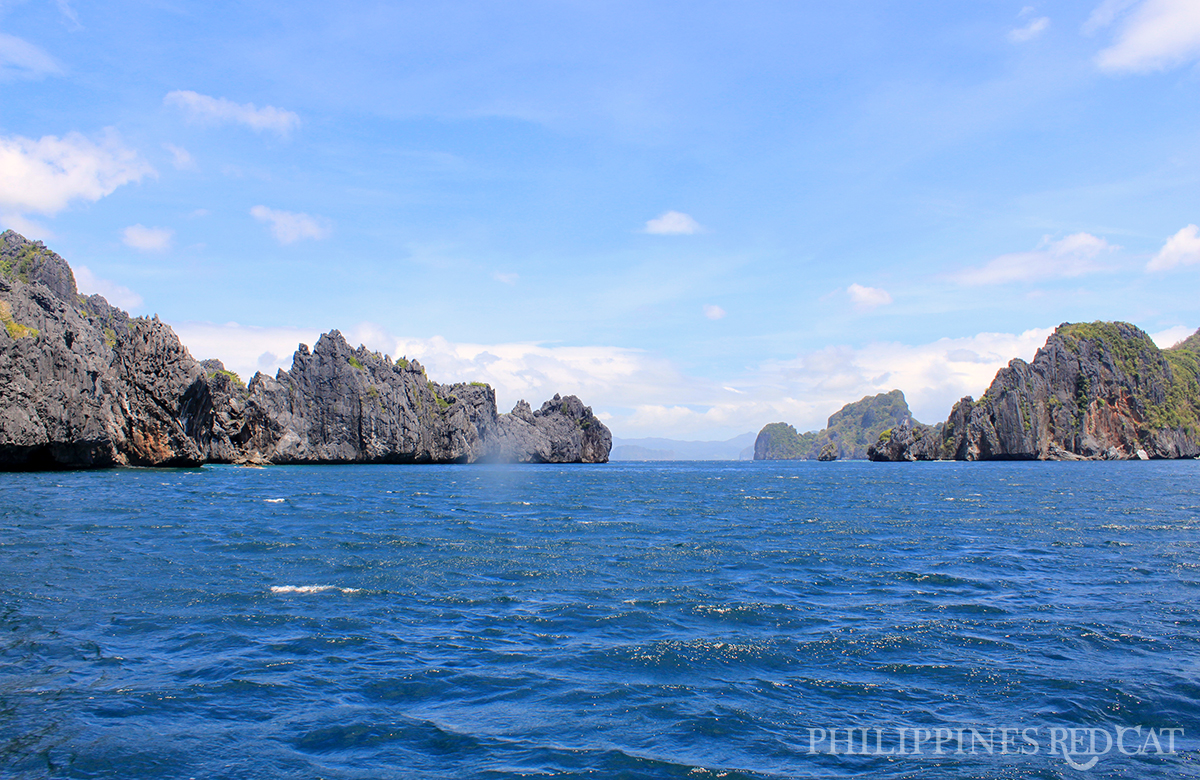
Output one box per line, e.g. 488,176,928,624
0,230,611,470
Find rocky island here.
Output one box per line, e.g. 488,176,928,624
0,231,611,470
754,389,918,460
868,322,1200,461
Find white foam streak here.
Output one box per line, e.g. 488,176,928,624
270,585,361,594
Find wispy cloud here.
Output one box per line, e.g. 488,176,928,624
644,210,703,235
0,33,62,80
492,271,519,285
164,90,301,136
74,265,143,311
955,232,1116,285
1083,0,1140,34
0,130,154,218
1009,16,1050,43
250,205,331,244
122,224,174,252
1147,224,1200,271
703,304,726,320
163,143,195,171
847,283,893,311
1094,0,1200,72
55,0,81,28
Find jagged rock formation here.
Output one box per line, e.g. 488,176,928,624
754,390,918,460
202,331,611,465
866,420,944,462
869,322,1200,461
0,231,610,469
0,232,209,469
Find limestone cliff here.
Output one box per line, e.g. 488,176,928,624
0,232,208,469
754,390,918,460
0,231,610,469
201,331,611,465
868,322,1200,461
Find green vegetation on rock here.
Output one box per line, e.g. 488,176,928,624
755,390,917,460
0,301,38,339
753,422,808,459
870,321,1200,462
210,368,246,390
0,242,47,283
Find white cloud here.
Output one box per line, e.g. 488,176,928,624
0,33,62,80
753,328,1055,432
164,90,301,136
55,0,81,28
122,224,174,252
492,271,518,285
169,319,1059,441
0,130,154,216
847,283,893,311
703,304,726,320
250,205,331,244
169,321,323,381
1094,0,1200,72
1151,324,1196,348
163,143,195,171
1084,0,1140,34
955,232,1116,285
74,265,143,311
1009,17,1050,42
644,210,702,235
0,214,54,240
1146,224,1200,271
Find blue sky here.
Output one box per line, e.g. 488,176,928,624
2,0,1198,439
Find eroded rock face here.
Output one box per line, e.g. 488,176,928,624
866,421,943,462
214,331,611,464
0,231,611,469
869,322,1200,462
0,232,207,469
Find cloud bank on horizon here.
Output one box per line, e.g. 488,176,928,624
2,0,1199,439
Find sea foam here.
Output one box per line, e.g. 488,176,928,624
269,585,361,594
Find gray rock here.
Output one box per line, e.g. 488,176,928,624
0,231,612,469
870,321,1200,462
867,421,943,462
217,332,611,464
0,231,206,468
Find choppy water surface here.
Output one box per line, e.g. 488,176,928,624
2,461,1199,779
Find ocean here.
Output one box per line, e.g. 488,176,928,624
1,460,1198,779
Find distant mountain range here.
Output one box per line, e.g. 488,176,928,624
610,432,757,461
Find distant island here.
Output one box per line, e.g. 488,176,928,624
0,231,611,470
868,322,1200,461
754,389,918,461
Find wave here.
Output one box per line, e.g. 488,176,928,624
269,585,361,594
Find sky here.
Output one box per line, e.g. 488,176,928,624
1,0,1198,440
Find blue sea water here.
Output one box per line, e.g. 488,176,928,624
2,460,1199,779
